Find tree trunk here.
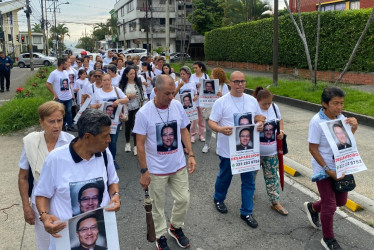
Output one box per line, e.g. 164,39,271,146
335,6,374,84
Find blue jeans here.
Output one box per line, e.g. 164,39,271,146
58,99,73,128
109,124,121,160
213,156,255,216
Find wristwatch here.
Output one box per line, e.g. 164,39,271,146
140,168,148,174
322,165,329,171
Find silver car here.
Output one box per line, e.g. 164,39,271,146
17,53,57,68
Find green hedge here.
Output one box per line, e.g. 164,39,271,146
0,67,54,133
205,9,374,72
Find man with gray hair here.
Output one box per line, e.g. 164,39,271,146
35,109,121,248
133,75,196,249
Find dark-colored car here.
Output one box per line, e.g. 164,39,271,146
170,53,191,62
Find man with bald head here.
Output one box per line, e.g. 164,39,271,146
209,71,265,228
134,74,196,249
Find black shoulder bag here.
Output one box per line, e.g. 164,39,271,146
332,175,356,192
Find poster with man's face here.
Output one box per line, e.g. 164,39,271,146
60,78,69,91
69,73,75,84
156,121,178,154
69,178,105,217
203,80,216,94
260,120,277,143
103,103,118,120
181,93,193,110
233,113,253,126
235,126,254,151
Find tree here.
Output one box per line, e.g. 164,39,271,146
93,22,110,41
188,0,224,35
76,36,96,52
50,24,70,54
32,23,42,33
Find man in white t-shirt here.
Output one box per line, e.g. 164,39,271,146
153,57,164,76
35,109,120,249
103,51,114,66
133,75,196,250
46,58,76,131
209,71,265,228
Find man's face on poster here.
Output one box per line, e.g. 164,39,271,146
183,96,191,108
205,82,213,92
76,217,99,249
239,129,251,147
333,126,347,145
239,117,250,125
62,80,68,89
78,188,100,213
264,124,274,140
106,106,114,117
162,127,174,147
69,74,74,82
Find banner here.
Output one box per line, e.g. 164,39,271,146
198,79,220,108
100,102,123,134
320,118,367,178
56,207,120,250
73,97,92,124
229,124,260,175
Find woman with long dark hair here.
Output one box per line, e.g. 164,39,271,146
120,66,145,155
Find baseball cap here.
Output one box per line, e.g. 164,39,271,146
80,51,87,55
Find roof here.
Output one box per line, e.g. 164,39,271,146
0,0,26,14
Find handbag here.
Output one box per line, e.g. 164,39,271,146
332,174,356,192
114,87,129,122
272,103,288,155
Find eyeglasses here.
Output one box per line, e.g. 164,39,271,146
78,225,98,233
94,75,102,78
162,133,174,137
264,129,273,132
231,80,246,85
79,196,99,203
240,135,250,138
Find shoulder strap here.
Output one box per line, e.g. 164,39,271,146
204,73,207,79
114,87,120,99
102,150,110,196
272,103,279,119
92,84,95,93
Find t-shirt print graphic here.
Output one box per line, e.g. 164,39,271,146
156,121,178,155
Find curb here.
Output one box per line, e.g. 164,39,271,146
284,164,300,177
283,157,373,214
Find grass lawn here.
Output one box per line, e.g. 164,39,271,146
171,62,374,117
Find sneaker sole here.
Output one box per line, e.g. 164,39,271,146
304,202,319,229
167,228,190,249
320,238,330,250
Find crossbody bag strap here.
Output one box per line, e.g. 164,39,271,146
272,103,280,132
102,150,110,196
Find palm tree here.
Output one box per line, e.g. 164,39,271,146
222,0,271,25
50,24,70,55
32,23,42,33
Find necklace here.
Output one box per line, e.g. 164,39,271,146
230,94,245,113
154,100,170,126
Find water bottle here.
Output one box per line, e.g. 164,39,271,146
311,171,329,182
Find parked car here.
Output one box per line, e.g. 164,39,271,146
170,53,191,62
17,53,57,68
122,48,148,60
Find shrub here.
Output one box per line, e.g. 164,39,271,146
205,9,374,72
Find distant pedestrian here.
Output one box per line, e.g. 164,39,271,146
134,74,196,250
305,86,358,250
0,51,13,92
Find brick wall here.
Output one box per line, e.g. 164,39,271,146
206,61,374,85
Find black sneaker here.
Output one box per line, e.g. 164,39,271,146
156,236,170,250
0,89,4,93
321,238,342,250
168,224,190,248
304,202,321,229
240,214,258,228
214,199,228,214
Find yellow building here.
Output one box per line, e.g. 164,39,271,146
0,0,26,57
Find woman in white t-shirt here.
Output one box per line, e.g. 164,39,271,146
107,64,121,87
91,74,129,169
190,62,210,143
202,67,229,153
305,87,358,249
253,86,288,216
162,63,176,81
119,66,145,155
140,62,155,100
76,69,90,106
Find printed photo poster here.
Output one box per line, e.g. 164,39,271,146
69,177,105,217
229,124,260,175
320,118,367,178
61,78,69,91
56,207,120,250
73,97,92,124
233,112,253,126
198,79,220,108
68,73,75,85
260,120,277,143
156,121,178,155
100,102,123,134
176,91,198,121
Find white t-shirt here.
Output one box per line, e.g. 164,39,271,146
154,67,162,76
219,83,230,96
117,67,125,76
34,144,119,221
18,131,74,204
91,87,126,105
190,73,210,107
176,80,197,95
111,75,121,87
64,68,77,86
150,87,156,100
140,71,155,94
308,110,345,174
82,83,101,97
259,103,281,156
76,78,90,105
133,100,190,174
210,93,261,158
47,69,72,101
103,57,113,65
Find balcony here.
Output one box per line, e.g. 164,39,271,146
136,6,175,12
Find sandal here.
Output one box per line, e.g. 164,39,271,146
270,202,288,216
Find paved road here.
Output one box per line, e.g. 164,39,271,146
0,67,38,107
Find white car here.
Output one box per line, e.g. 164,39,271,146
122,48,148,60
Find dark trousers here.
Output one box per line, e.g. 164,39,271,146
125,109,139,145
0,70,11,90
58,99,73,128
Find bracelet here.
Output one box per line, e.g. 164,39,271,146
189,155,195,158
280,130,284,133
39,211,49,221
112,192,120,197
322,165,329,171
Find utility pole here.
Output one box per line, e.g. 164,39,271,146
25,0,34,71
273,0,279,86
0,10,5,53
54,0,58,57
45,0,49,55
145,1,149,53
150,0,153,54
165,0,170,63
41,0,47,55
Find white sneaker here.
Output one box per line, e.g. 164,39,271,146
202,144,209,153
133,146,137,156
125,143,131,152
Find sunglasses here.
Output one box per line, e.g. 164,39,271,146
94,75,102,78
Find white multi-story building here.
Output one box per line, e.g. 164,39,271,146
114,0,204,58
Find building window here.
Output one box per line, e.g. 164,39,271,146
127,0,134,12
121,7,124,16
33,36,42,44
350,1,360,9
129,21,136,32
